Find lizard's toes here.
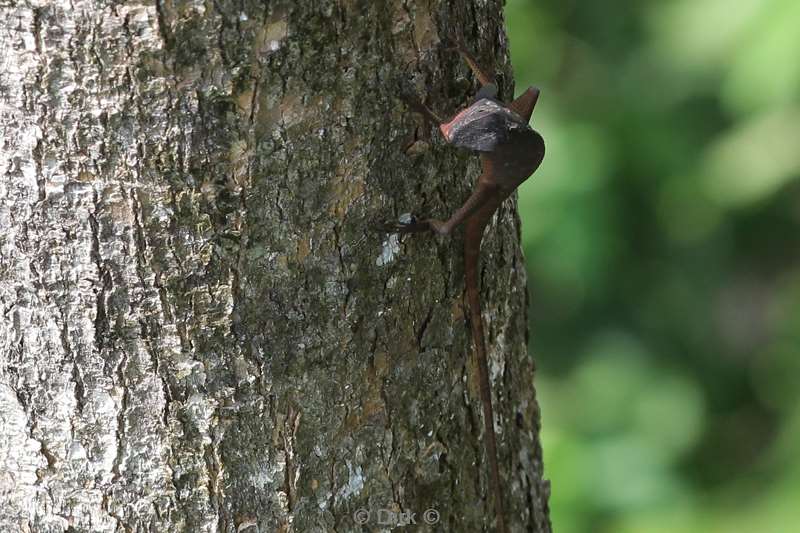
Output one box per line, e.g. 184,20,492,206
375,218,430,234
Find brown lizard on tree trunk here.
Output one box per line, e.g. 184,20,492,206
388,40,545,533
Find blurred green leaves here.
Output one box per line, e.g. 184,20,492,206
506,0,800,530
703,108,800,207
538,332,704,531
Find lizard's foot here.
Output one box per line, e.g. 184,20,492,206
376,218,431,234
375,217,448,235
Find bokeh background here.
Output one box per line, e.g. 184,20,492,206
505,0,800,531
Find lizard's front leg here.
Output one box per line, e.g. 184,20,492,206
385,180,499,236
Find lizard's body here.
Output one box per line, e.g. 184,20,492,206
392,43,545,533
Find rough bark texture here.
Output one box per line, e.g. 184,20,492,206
0,0,550,531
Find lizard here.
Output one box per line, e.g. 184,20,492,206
386,40,545,533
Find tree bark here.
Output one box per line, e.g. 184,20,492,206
0,0,550,531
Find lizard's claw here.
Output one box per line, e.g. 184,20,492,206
376,218,451,235
374,216,434,234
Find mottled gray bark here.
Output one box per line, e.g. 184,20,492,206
0,0,549,531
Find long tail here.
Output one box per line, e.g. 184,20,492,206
464,198,508,533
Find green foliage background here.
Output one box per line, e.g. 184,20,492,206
505,0,800,531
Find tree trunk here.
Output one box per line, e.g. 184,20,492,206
0,1,550,531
